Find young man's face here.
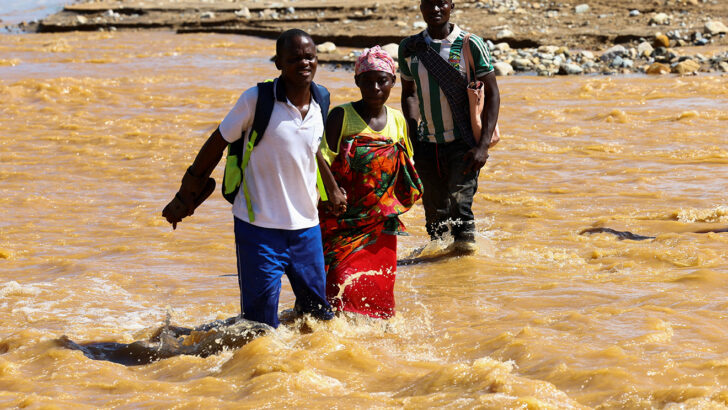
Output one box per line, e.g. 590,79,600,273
420,0,453,27
355,71,396,106
276,35,318,88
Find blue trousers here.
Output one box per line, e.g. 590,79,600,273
234,218,333,328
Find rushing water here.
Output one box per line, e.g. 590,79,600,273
1,30,728,408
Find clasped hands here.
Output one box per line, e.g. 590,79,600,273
320,186,348,216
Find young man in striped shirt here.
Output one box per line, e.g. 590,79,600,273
399,0,500,252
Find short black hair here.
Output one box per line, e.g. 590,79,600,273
276,29,313,57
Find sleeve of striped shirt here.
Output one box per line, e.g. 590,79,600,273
469,35,494,77
398,38,414,81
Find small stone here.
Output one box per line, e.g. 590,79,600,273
718,62,728,72
538,45,559,54
201,11,215,19
600,45,627,61
76,15,88,24
395,21,407,28
646,62,670,74
622,58,634,68
285,6,295,14
579,50,594,60
637,41,654,57
650,13,670,26
654,34,670,48
629,10,640,17
575,4,589,14
496,29,514,39
610,56,624,68
695,38,709,46
493,61,514,76
672,59,700,74
413,21,427,29
235,7,251,18
704,21,728,35
316,42,337,54
495,42,511,52
382,43,399,60
559,63,584,75
512,58,533,70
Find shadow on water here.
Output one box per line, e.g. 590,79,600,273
397,244,476,266
57,315,271,366
580,226,728,241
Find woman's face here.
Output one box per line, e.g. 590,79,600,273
355,71,396,106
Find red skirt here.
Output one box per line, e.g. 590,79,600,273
325,233,397,319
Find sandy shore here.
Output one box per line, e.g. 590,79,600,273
14,0,728,74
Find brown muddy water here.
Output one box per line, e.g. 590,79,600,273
1,31,727,409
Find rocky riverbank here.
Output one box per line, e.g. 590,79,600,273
11,0,728,75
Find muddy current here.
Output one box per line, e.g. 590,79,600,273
1,31,727,408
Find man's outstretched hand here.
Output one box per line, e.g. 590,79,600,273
162,167,215,229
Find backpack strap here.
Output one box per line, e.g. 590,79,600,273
241,80,275,221
221,80,275,216
311,83,331,202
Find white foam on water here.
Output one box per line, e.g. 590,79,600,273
0,281,43,298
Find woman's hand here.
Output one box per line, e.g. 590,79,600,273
321,187,348,216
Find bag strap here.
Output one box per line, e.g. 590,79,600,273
462,33,476,84
403,32,476,147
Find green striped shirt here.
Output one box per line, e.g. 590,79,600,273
398,25,494,144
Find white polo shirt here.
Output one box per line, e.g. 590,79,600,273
219,81,324,230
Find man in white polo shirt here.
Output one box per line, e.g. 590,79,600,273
162,29,341,328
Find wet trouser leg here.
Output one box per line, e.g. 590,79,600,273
413,139,479,242
234,218,333,328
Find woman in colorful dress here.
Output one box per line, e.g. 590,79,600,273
319,46,423,319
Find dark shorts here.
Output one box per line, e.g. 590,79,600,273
413,138,479,242
234,218,333,328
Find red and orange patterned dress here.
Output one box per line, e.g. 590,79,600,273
320,103,423,318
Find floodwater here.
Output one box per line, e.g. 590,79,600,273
0,0,70,26
1,30,727,409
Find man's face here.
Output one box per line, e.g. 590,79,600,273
420,0,453,27
276,35,318,88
